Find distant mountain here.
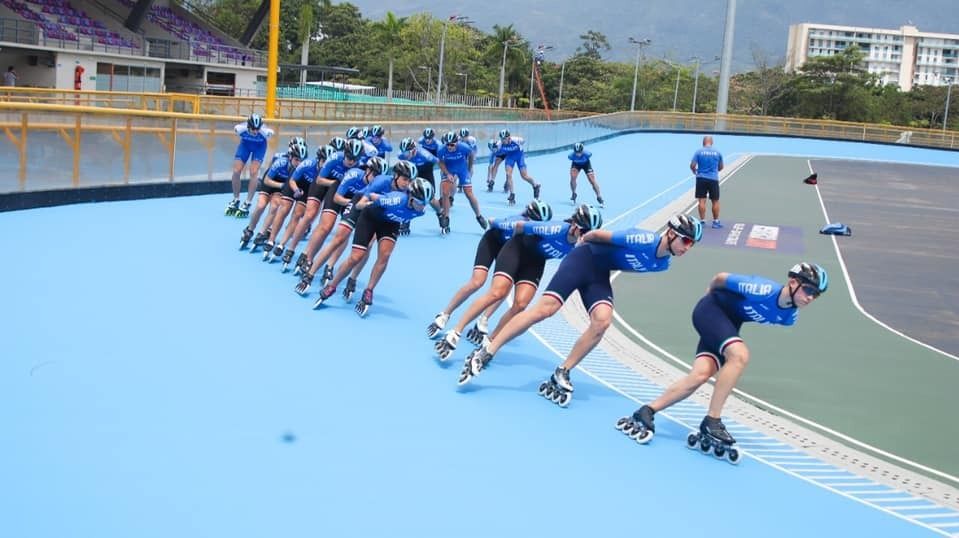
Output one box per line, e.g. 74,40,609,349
344,0,959,71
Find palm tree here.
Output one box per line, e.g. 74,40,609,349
490,24,527,105
372,11,408,102
297,3,314,85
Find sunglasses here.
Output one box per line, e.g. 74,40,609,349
675,234,695,247
446,143,457,148
800,284,821,298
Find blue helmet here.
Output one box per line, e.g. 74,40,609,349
360,126,370,139
392,160,418,180
399,137,416,152
346,126,362,140
498,128,510,140
572,204,602,231
789,263,829,295
317,145,336,162
247,113,263,130
288,140,308,161
524,200,553,221
409,177,434,205
458,127,470,138
370,125,385,137
441,131,458,145
288,136,306,151
329,136,347,152
366,156,389,176
667,214,703,243
422,127,435,139
573,142,585,153
345,139,364,161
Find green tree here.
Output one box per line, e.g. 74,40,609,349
577,30,611,60
371,12,407,101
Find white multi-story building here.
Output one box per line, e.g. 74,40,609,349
786,23,959,91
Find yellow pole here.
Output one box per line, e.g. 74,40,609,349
265,0,280,119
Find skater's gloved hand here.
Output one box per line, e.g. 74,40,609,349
294,189,303,198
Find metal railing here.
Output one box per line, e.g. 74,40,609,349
0,101,955,196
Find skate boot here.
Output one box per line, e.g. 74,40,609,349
250,231,269,253
538,366,573,407
434,330,459,361
506,193,516,206
343,277,357,302
439,215,451,235
615,404,655,444
292,252,308,275
426,312,449,339
486,179,494,192
294,272,314,296
354,288,373,317
225,198,240,216
597,196,605,208
312,284,336,309
476,215,488,230
687,415,740,464
321,265,334,286
266,243,283,263
457,345,494,386
235,201,250,219
502,182,509,193
465,316,489,346
399,221,411,236
570,192,577,205
239,227,254,250
261,240,275,261
533,183,542,200
280,249,295,272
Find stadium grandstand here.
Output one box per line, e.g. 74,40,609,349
0,0,265,95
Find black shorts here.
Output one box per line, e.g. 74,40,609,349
257,180,283,196
472,229,507,270
692,291,744,369
352,206,400,249
492,235,546,289
543,244,613,313
280,178,311,202
307,180,331,203
319,180,343,215
571,160,593,174
419,164,435,188
695,177,720,200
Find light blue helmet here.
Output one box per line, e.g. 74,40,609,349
366,156,389,176
487,139,498,151
498,128,510,140
399,137,416,152
247,113,263,130
524,199,553,221
459,127,470,138
789,263,829,295
392,160,418,180
441,131,458,145
370,125,385,137
317,144,336,162
573,142,585,153
667,214,703,242
329,136,347,151
409,177,434,205
288,140,308,160
572,204,602,231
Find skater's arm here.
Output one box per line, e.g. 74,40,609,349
580,229,614,244
706,272,730,293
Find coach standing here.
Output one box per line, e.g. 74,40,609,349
691,135,724,229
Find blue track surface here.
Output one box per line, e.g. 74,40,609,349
3,133,956,537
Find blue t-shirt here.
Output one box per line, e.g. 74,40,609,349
373,191,426,223
362,175,396,196
568,150,592,164
401,148,439,168
499,138,524,155
319,152,356,180
366,136,393,157
291,158,321,183
335,168,367,197
525,221,575,260
265,156,298,181
418,136,439,155
587,228,671,273
715,274,798,326
437,141,473,174
489,214,526,242
692,147,723,181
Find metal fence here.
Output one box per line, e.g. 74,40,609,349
0,101,955,195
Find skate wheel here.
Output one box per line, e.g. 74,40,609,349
634,428,654,445
538,382,550,396
686,432,699,449
726,448,741,465
615,417,631,431
557,392,571,407
699,439,711,453
713,446,726,459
